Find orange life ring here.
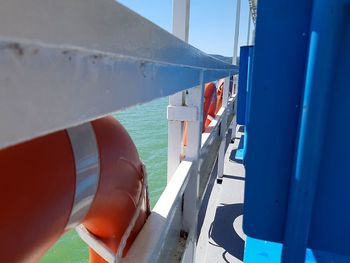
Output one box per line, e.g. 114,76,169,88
0,116,149,263
215,79,224,114
203,82,217,131
183,82,217,148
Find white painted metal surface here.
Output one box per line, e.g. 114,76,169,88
198,97,235,206
0,1,241,262
184,85,204,161
168,92,186,181
217,77,231,181
247,11,252,45
124,97,235,263
172,0,191,43
230,93,238,141
169,2,208,261
0,0,237,150
232,0,242,65
167,106,198,122
0,0,232,71
167,0,192,181
182,83,204,263
123,161,193,263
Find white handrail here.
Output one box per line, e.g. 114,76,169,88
123,98,235,263
0,0,237,150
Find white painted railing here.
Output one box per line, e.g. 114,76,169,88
75,89,236,263
0,0,237,150
124,95,235,263
0,0,241,262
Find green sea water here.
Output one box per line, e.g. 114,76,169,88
40,97,168,263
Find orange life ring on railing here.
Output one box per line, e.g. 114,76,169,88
0,116,150,263
203,82,217,131
215,79,224,114
183,82,217,148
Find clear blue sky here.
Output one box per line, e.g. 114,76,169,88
117,0,252,57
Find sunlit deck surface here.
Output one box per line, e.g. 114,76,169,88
196,126,246,263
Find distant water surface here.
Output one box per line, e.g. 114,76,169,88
40,97,168,262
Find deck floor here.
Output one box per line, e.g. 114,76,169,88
196,126,246,263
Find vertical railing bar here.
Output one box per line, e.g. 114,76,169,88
232,0,242,65
167,0,191,181
182,71,204,262
230,0,241,146
217,76,231,182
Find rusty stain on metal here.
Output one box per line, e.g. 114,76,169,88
6,43,23,57
139,60,148,78
90,54,104,64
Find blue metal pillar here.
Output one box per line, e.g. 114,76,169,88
236,45,254,161
282,1,346,261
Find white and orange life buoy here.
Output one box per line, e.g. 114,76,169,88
183,82,218,148
0,116,150,263
203,82,217,131
215,79,224,114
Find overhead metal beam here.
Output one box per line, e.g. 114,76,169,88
0,0,237,149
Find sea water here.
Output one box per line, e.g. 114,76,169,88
40,97,168,262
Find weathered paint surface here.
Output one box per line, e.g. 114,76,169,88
0,0,237,149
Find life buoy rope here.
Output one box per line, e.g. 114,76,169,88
76,161,148,263
114,162,148,263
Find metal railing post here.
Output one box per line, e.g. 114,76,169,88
229,0,241,143
169,0,203,261
232,0,241,65
167,0,191,181
182,77,204,262
217,77,231,183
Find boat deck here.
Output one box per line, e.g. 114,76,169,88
196,126,246,263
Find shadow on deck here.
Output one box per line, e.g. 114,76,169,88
196,126,246,263
209,202,244,262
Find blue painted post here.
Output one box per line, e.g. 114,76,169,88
244,0,350,260
236,46,254,161
243,0,313,246
237,46,249,125
282,1,344,261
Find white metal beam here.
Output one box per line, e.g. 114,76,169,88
0,0,237,149
232,0,242,65
0,0,231,71
167,106,198,122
